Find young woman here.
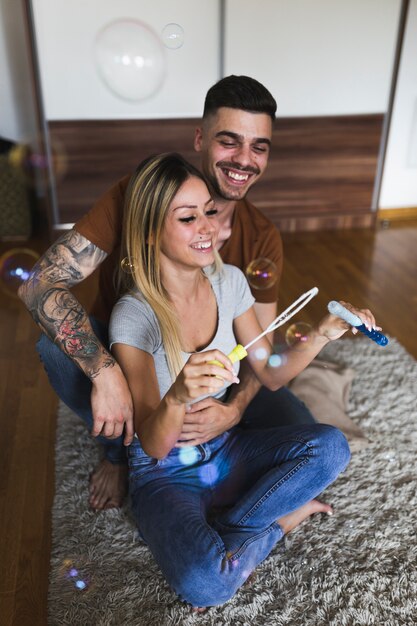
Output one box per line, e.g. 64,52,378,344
109,153,373,609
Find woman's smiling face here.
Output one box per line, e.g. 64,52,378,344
160,176,219,271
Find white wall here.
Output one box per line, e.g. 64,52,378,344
32,0,221,120
3,0,414,208
0,0,403,131
30,0,401,121
225,0,401,116
379,0,417,209
0,0,38,142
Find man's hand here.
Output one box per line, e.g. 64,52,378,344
90,365,134,445
175,397,241,447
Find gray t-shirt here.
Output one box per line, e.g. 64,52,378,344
109,264,255,401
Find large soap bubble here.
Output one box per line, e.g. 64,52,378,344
94,19,166,101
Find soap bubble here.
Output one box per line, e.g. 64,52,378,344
249,345,287,369
57,558,95,595
253,347,268,361
8,136,67,188
285,322,312,347
249,348,286,367
162,23,184,49
95,19,166,101
246,258,278,290
269,344,288,368
0,248,40,298
120,257,136,274
199,463,219,486
179,446,199,465
268,354,283,368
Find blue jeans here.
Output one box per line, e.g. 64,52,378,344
128,423,350,607
36,316,316,465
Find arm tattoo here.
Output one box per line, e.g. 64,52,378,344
32,287,115,379
30,229,108,287
21,230,114,379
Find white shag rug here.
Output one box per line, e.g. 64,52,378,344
48,337,417,626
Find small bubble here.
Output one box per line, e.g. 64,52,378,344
75,580,87,590
246,257,278,291
285,322,312,347
253,347,268,361
120,257,136,274
58,558,94,594
0,248,40,298
162,23,184,49
8,135,67,188
198,463,219,486
179,446,199,465
268,354,283,368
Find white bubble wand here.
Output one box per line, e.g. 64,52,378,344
210,286,319,367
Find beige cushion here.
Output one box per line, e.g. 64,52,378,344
289,359,369,452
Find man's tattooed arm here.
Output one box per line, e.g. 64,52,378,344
18,229,114,379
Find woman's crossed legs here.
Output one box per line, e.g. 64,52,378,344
130,423,350,607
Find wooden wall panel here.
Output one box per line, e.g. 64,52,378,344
49,119,200,226
49,114,383,231
253,115,383,231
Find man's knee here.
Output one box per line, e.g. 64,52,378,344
36,332,67,373
315,424,351,477
36,331,81,379
36,331,92,412
173,567,235,608
36,331,53,360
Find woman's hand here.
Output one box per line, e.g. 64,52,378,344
316,300,381,341
167,350,240,405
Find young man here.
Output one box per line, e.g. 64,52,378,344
19,75,315,510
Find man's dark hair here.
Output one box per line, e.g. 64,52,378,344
203,75,277,122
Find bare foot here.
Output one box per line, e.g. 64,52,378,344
89,459,128,510
278,499,333,535
192,607,207,614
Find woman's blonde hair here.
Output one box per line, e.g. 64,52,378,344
118,152,222,378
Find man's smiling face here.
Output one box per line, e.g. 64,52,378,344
194,107,272,202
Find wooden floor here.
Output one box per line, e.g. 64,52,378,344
0,220,416,625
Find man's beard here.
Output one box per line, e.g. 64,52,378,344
209,162,260,201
